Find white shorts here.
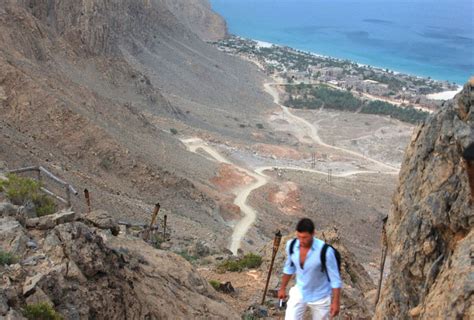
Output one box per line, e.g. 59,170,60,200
285,286,331,320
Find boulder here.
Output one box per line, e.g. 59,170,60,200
0,292,9,316
80,210,120,236
26,211,76,230
0,203,18,217
22,273,44,295
189,240,211,257
4,309,26,320
18,202,37,219
25,287,53,306
0,217,28,256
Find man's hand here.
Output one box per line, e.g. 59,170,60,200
277,287,287,300
330,288,341,318
330,300,340,318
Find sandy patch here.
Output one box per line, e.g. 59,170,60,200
253,143,307,160
211,163,255,191
268,182,303,215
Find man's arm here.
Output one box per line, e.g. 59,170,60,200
330,288,341,318
278,273,293,299
326,248,342,318
278,240,296,299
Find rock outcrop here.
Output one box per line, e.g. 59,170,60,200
0,203,239,319
374,82,473,318
162,0,227,41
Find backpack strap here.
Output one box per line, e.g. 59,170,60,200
321,243,342,282
289,238,297,267
320,243,330,281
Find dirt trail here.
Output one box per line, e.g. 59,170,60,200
181,138,268,254
264,82,400,172
181,137,396,254
179,80,400,254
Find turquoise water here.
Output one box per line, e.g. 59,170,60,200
210,0,474,84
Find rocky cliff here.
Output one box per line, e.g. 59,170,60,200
162,0,227,41
374,81,473,318
0,201,239,319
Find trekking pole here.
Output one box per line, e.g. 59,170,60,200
261,230,282,305
144,203,160,241
84,189,92,213
162,214,168,241
375,216,388,306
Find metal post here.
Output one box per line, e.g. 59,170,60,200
144,203,160,241
162,215,168,241
261,230,282,305
84,189,91,213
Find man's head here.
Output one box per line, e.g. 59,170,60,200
296,218,315,248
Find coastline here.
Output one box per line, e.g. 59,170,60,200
251,37,465,99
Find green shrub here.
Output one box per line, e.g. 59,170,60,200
34,195,57,217
286,84,362,111
256,123,264,129
361,100,428,124
176,251,198,263
99,157,113,170
23,303,63,320
217,253,262,273
209,280,221,290
1,174,57,215
0,250,16,266
2,174,40,205
151,234,164,249
170,128,178,135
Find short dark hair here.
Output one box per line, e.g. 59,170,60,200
296,218,315,234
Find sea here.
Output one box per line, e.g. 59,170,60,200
210,0,474,85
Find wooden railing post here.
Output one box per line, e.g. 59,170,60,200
84,189,92,212
144,203,160,241
162,214,168,241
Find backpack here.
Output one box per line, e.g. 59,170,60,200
289,238,341,282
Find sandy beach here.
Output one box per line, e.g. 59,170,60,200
426,87,463,100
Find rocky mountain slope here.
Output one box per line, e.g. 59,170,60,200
162,0,227,41
0,0,272,251
374,81,473,318
0,200,239,319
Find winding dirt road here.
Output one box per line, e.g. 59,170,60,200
264,83,400,172
179,82,401,253
181,136,395,254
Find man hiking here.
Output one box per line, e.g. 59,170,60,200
278,218,342,320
